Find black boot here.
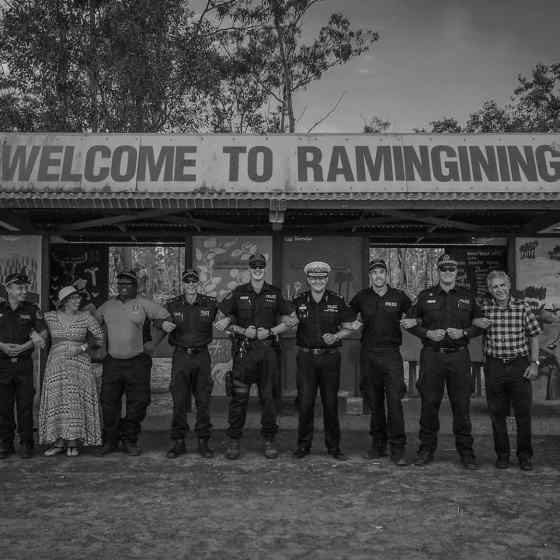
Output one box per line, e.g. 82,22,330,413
225,438,240,460
197,438,214,459
166,440,186,459
263,439,278,459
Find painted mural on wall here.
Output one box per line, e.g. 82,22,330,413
50,244,109,310
516,237,560,399
0,235,41,303
193,236,273,395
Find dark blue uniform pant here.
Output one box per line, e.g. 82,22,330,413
0,358,34,446
417,347,474,456
101,353,152,445
485,356,532,458
227,342,279,440
360,347,407,452
296,349,341,452
170,348,213,440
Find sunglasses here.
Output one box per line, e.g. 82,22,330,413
438,266,457,272
250,265,266,270
183,279,198,284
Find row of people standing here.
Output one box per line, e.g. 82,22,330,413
0,252,541,470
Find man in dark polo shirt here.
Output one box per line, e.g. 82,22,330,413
218,253,294,460
406,253,483,469
350,258,415,466
163,269,218,459
0,273,47,459
292,261,356,460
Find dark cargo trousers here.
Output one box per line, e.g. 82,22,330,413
417,347,474,457
227,341,279,440
170,347,213,440
101,353,152,445
0,358,34,447
360,347,407,452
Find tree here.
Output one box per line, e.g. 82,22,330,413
422,62,560,134
0,0,223,132
221,0,379,133
363,115,390,133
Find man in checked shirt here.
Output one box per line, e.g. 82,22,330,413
473,270,541,471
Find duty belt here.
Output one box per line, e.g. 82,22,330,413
177,346,207,355
426,346,466,354
300,347,338,356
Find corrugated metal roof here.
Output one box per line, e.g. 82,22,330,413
1,190,560,209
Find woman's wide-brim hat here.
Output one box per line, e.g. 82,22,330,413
57,285,79,305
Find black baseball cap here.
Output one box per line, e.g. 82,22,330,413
4,273,29,287
116,271,138,283
369,258,387,272
248,253,267,268
182,269,200,282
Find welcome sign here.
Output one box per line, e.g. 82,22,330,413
1,133,559,193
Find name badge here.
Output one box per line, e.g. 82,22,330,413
385,301,397,308
19,314,31,320
200,309,211,318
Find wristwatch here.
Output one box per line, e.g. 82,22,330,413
530,359,540,366
462,329,468,338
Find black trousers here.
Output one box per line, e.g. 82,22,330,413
227,342,279,440
101,353,152,444
0,358,34,446
360,347,407,452
296,349,341,452
170,348,213,440
485,356,532,458
417,347,474,456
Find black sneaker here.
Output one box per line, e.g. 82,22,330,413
19,442,34,459
390,451,408,467
460,453,480,470
263,439,278,459
96,442,119,456
327,449,347,461
121,441,141,456
414,449,434,466
293,446,310,459
166,440,186,459
0,443,15,460
225,438,240,460
495,455,510,469
197,438,214,459
519,456,533,471
363,446,388,460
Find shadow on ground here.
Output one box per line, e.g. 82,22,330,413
1,430,559,560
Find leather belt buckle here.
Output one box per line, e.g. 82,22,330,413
438,347,460,353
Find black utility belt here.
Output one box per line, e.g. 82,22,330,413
487,354,528,364
0,355,32,364
299,347,339,356
367,346,400,352
176,346,207,355
425,346,466,354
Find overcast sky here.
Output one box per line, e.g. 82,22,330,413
292,0,559,133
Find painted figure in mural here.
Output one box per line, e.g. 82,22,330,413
291,261,356,460
350,258,416,466
405,253,483,469
217,253,295,459
39,286,105,457
95,271,171,456
473,271,541,471
161,269,219,459
0,273,47,459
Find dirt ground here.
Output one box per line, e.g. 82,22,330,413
1,429,559,560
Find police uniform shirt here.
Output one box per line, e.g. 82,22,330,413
0,301,47,360
407,285,482,349
350,287,411,348
219,282,293,329
293,290,356,349
166,294,217,348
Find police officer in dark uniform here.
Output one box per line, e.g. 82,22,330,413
292,261,356,460
350,258,414,466
162,269,218,459
0,273,47,459
406,253,483,469
218,253,294,460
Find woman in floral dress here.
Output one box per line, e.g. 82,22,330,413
39,286,105,456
